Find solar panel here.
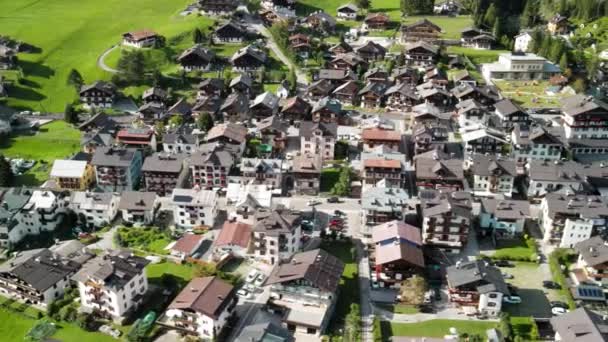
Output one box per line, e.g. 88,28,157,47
173,195,193,203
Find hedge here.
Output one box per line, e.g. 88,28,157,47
548,248,576,309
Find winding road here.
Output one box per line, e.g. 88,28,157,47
97,45,119,73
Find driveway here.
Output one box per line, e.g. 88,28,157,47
89,226,117,250
497,262,556,319
97,45,119,73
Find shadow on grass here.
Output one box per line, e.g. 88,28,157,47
7,84,46,101
19,60,55,78
295,3,323,16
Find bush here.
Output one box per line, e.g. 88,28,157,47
76,312,97,332
373,316,382,342
549,249,576,309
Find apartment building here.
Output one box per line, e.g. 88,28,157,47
49,159,95,190
479,199,530,237
511,124,563,165
91,147,143,192
239,158,286,188
70,191,120,229
561,94,608,140
421,190,472,253
527,160,606,197
171,188,218,229
362,187,415,226
470,155,516,197
299,121,337,161
141,153,188,196
118,191,158,226
189,144,235,190
251,207,302,265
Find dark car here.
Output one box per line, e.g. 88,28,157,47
551,301,569,309
494,260,514,267
327,197,340,203
543,281,561,289
334,210,345,216
418,305,434,313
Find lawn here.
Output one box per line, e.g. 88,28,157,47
0,120,81,185
383,319,497,338
489,237,538,262
511,316,539,341
0,0,212,112
116,226,172,255
320,167,340,192
379,304,420,314
446,46,509,64
401,15,473,39
493,80,571,108
146,261,194,284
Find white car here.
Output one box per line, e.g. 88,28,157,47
237,289,252,299
552,306,568,316
502,272,514,279
502,295,522,304
246,270,260,283
285,153,293,160
254,274,266,287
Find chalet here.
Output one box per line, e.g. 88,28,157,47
421,190,472,253
122,30,159,48
300,121,337,160
229,73,253,95
364,68,390,83
292,154,322,194
364,12,390,30
462,127,509,155
116,128,157,150
250,91,279,119
329,52,368,71
511,124,563,164
362,128,401,153
307,79,334,100
288,34,311,58
361,154,406,189
461,28,495,50
78,112,117,133
163,127,201,153
400,19,441,44
456,99,487,128
213,21,248,44
198,0,238,15
424,67,449,87
231,45,267,72
332,80,359,106
280,96,311,122
197,78,224,99
311,97,342,124
305,11,337,34
412,124,449,154
447,54,466,69
358,82,388,109
371,221,424,288
452,70,475,86
548,14,569,35
415,154,464,191
220,91,249,122
404,42,439,67
317,68,356,85
391,67,419,85
142,87,168,104
137,103,164,127
328,41,353,55
178,45,221,71
494,99,530,130
470,155,517,197
81,131,114,153
205,122,247,152
385,83,421,110
193,95,222,117
412,102,452,125
355,41,387,61
337,4,358,20
261,0,297,18
79,81,117,109
446,260,509,317
561,94,608,140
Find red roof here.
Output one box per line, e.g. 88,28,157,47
117,129,154,139
172,233,204,255
364,159,401,168
362,128,402,141
215,221,252,248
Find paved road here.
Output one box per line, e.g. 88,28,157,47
89,226,117,250
97,45,119,73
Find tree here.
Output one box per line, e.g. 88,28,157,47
197,112,214,132
344,303,361,342
572,78,586,93
559,53,569,71
116,50,146,84
193,28,204,44
484,4,497,28
63,103,78,124
399,275,427,305
193,262,218,278
499,312,512,340
287,68,297,95
169,115,184,127
66,68,83,91
356,0,370,9
520,0,537,28
0,155,13,187
401,0,434,15
76,312,96,331
331,166,352,196
492,18,504,41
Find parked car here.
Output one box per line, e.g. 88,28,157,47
245,270,259,283
334,210,345,216
254,274,265,287
550,301,569,309
494,260,514,267
552,306,568,316
330,218,344,226
503,295,522,304
307,200,321,206
543,280,561,289
502,272,514,279
237,289,253,299
418,305,435,313
327,197,340,203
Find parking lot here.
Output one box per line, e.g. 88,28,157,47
497,262,563,319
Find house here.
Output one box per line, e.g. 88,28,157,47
137,102,166,123
392,66,419,85
167,97,193,118
385,83,420,110
362,128,401,153
50,159,95,190
400,19,441,43
364,68,390,83
527,160,607,197
328,41,353,56
122,30,159,48
336,4,358,20
251,207,302,265
198,0,239,15
280,96,311,122
197,78,225,99
446,260,509,317
573,236,608,291
318,68,357,85
231,45,267,71
304,11,337,34
404,42,439,67
540,194,608,248
0,246,90,307
434,0,463,14
229,73,253,95
170,233,205,260
462,127,509,155
163,277,236,340
70,191,120,229
142,153,188,196
163,127,201,153
118,191,158,225
312,97,342,124
116,128,157,150
358,82,388,109
548,14,570,35
240,158,285,188
292,154,322,195
234,313,293,342
78,113,118,133
361,151,408,190
452,70,476,86
494,99,530,130
205,122,247,153
470,155,517,197
213,21,248,43
332,80,359,106
91,147,143,192
79,81,117,109
550,307,608,342
261,0,297,18
266,249,344,336
481,52,561,84
256,115,288,155
214,220,252,257
511,124,563,165
220,91,250,122
412,102,452,125
415,155,464,191
250,91,279,119
178,45,221,71
480,199,530,237
456,99,487,128
328,52,368,71
421,190,472,253
371,221,424,288
461,28,494,50
73,250,149,319
355,41,388,61
561,94,608,140
288,34,311,59
412,123,449,155
514,32,533,52
307,79,334,100
300,121,337,160
364,12,390,30
189,145,235,189
0,189,31,248
142,87,168,104
171,188,218,229
0,45,17,70
362,187,414,226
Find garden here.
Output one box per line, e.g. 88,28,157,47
494,80,572,108
114,226,172,255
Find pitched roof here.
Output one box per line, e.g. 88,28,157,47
481,199,530,220
550,307,608,342
362,128,401,141
372,220,422,245
118,191,157,211
123,29,157,41
215,220,252,248
266,249,344,292
91,147,139,167
471,155,516,177
206,122,247,144
171,233,204,255
168,276,235,319
363,158,401,169
561,94,608,117
178,44,218,63
299,121,337,138
142,153,186,173
495,99,526,117
50,160,88,178
447,260,509,294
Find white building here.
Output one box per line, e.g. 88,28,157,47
238,158,287,188
480,199,530,237
561,94,608,140
514,32,533,52
122,30,158,48
511,124,563,165
73,250,149,319
300,122,337,161
171,188,218,229
470,155,517,197
481,53,560,84
164,276,236,339
70,191,120,229
336,4,358,20
118,191,158,225
527,160,605,198
251,207,302,265
539,194,608,248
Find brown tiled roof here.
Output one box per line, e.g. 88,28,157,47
362,128,401,141
168,276,234,319
123,30,157,41
215,221,252,248
206,123,247,144
265,249,344,292
372,220,422,245
363,159,401,168
171,233,204,254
